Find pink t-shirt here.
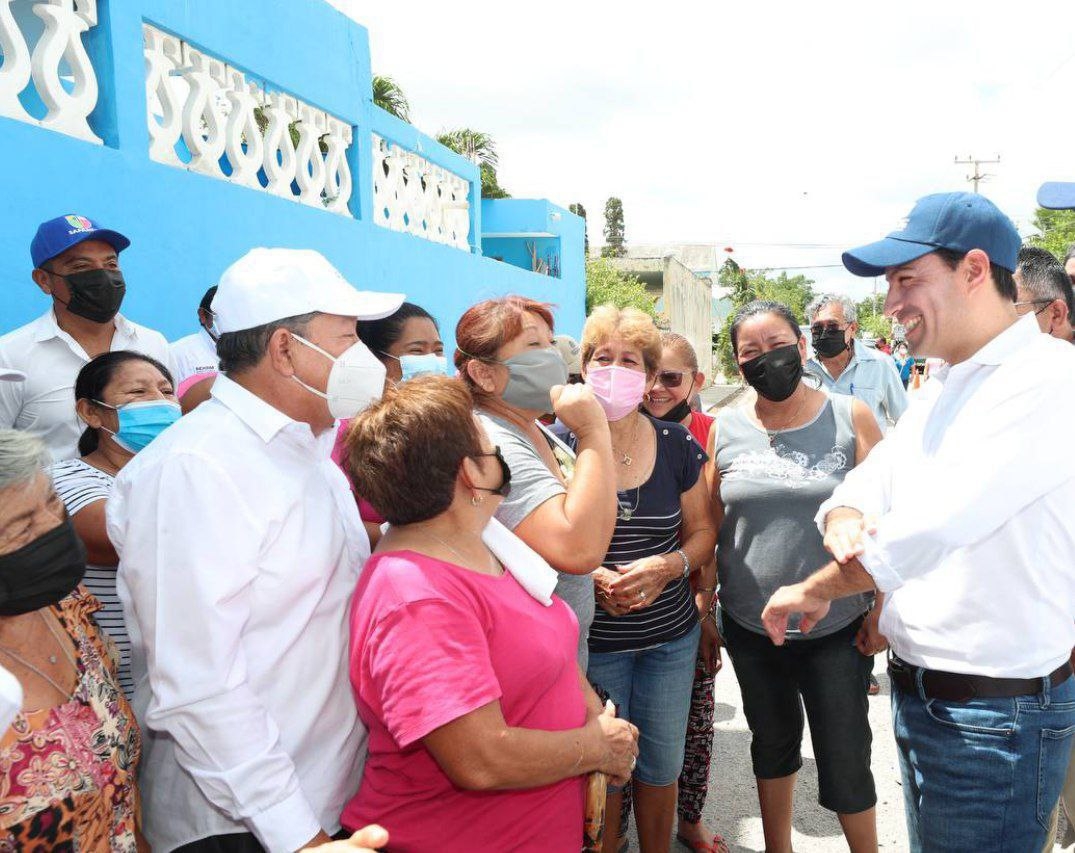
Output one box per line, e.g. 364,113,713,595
342,550,586,852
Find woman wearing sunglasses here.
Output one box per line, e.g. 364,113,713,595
641,332,725,853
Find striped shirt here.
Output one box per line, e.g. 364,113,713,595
562,416,708,653
49,458,134,699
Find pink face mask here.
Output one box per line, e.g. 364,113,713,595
586,365,648,421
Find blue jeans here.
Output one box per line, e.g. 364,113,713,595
891,670,1075,852
587,624,700,787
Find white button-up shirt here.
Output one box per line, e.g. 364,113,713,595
817,314,1075,678
169,327,219,386
108,374,369,852
0,309,172,461
809,342,909,432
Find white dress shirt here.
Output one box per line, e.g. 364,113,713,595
809,341,909,432
107,374,369,852
169,327,219,385
817,314,1075,678
0,309,172,461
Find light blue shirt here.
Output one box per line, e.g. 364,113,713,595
808,342,908,432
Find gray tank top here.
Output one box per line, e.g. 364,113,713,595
715,393,870,639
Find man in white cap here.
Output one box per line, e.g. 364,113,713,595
107,248,404,852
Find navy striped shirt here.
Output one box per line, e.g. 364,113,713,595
49,458,134,699
561,416,708,653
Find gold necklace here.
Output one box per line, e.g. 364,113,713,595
763,388,809,446
0,611,78,700
420,530,502,576
611,415,640,467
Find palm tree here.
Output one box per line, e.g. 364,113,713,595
436,129,510,198
372,75,410,123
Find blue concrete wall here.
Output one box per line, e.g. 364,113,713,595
0,0,583,353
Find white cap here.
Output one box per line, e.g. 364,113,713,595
0,368,25,383
213,248,406,334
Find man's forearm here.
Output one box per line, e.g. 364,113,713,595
802,557,877,602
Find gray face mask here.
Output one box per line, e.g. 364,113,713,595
500,348,568,413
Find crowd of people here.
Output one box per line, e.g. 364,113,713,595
0,189,1073,853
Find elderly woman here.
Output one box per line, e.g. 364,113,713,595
709,300,883,853
341,376,637,852
456,295,617,668
0,429,142,850
49,351,179,698
558,305,717,853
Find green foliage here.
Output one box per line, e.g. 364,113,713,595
601,197,626,258
856,293,892,340
1025,208,1075,261
372,75,411,122
585,257,657,319
436,129,510,199
714,259,816,379
569,202,589,256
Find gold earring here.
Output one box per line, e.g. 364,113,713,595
471,494,484,506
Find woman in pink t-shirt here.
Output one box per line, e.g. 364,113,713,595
341,376,638,852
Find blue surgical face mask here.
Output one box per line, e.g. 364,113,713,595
95,399,181,454
384,352,451,382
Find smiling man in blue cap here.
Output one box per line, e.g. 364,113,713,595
0,215,172,460
760,191,1075,852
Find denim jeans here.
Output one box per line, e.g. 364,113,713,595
587,623,701,787
891,669,1075,852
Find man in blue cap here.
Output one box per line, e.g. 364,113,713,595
0,215,172,460
760,192,1075,851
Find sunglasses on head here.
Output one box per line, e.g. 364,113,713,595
655,370,691,389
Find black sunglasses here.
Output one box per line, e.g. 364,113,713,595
655,370,690,389
471,446,512,497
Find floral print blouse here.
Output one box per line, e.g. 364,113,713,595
0,588,141,851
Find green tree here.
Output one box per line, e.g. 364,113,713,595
371,75,411,122
569,202,589,256
436,129,510,199
856,293,892,340
714,259,816,379
601,197,626,258
585,257,657,319
1025,208,1075,260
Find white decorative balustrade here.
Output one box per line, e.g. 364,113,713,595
143,24,353,214
0,0,101,143
372,133,471,251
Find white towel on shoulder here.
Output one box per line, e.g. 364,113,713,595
482,518,558,606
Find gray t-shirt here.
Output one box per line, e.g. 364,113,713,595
477,412,595,668
714,394,870,639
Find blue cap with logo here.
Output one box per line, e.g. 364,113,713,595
842,192,1021,278
31,214,130,269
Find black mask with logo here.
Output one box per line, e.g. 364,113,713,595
811,327,849,359
740,344,803,402
0,518,87,616
51,268,126,323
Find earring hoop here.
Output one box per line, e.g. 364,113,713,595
471,494,484,506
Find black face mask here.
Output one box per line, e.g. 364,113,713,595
471,446,512,498
52,268,126,323
811,327,849,359
740,344,803,402
652,398,692,424
0,518,87,616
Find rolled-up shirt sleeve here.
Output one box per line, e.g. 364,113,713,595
855,380,1075,592
114,452,321,851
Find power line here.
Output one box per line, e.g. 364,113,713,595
954,155,1000,193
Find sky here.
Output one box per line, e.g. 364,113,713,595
328,1,1075,299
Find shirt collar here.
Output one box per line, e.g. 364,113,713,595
209,373,310,445
31,309,135,343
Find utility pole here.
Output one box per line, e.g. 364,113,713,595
954,155,1000,193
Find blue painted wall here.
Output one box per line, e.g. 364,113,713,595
0,0,583,354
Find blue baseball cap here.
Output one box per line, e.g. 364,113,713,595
1037,182,1075,211
842,192,1021,278
31,214,130,269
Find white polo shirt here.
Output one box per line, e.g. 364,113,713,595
169,327,218,386
0,310,172,461
108,374,369,851
817,314,1075,678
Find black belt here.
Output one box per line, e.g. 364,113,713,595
888,655,1073,702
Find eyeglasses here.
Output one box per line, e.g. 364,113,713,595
1014,299,1052,317
810,322,846,334
654,370,691,389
